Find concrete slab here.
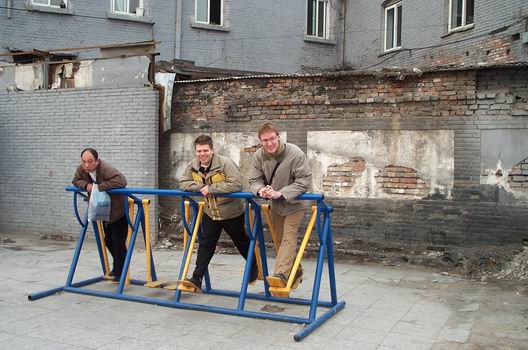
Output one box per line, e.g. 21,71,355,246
0,233,527,349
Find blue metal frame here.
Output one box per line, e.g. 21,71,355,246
29,186,346,341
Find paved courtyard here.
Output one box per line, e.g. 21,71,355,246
1,233,527,349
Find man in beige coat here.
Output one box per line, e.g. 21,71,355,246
249,122,311,289
73,148,128,282
178,135,258,292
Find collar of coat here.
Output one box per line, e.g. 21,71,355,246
191,154,221,177
263,140,286,161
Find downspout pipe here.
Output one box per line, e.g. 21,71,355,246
7,0,12,18
174,0,182,59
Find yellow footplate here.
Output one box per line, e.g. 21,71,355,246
268,287,290,298
162,283,178,290
144,280,169,288
177,280,202,293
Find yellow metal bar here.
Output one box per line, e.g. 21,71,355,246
125,198,134,284
142,200,152,283
180,202,205,280
261,204,280,252
249,205,263,280
97,221,110,275
183,201,190,250
270,206,317,293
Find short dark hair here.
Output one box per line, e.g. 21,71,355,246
194,135,213,149
81,148,98,159
258,122,280,139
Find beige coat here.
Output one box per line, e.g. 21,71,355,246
180,154,244,220
72,160,128,223
249,142,311,216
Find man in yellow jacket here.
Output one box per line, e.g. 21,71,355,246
178,135,258,292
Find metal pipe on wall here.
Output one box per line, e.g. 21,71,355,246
7,0,12,18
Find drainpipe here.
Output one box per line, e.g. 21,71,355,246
7,0,12,18
341,0,347,68
174,0,182,59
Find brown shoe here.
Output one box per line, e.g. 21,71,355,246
266,273,288,288
292,269,303,289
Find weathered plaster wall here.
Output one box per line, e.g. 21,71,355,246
167,67,528,251
308,130,454,199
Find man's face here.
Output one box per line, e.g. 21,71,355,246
195,143,214,166
81,151,99,173
259,131,279,155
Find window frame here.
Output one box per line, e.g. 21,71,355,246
195,0,223,26
306,0,330,40
111,0,144,16
448,0,474,32
31,0,66,8
384,1,402,52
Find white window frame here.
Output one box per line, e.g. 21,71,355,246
306,0,330,39
31,0,66,8
448,0,474,32
112,0,144,16
384,2,402,52
195,0,223,26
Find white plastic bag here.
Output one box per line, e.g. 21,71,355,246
87,184,111,222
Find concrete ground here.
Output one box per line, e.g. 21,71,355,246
1,233,527,350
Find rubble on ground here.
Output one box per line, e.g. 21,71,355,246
493,248,528,281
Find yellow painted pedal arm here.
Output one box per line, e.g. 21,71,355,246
249,205,264,280
261,204,280,252
180,201,205,280
271,205,317,292
96,221,110,275
183,201,190,251
142,199,152,283
125,198,135,283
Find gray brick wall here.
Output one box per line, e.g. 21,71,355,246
0,86,159,237
344,0,528,69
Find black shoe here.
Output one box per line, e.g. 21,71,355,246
249,266,259,285
178,276,202,293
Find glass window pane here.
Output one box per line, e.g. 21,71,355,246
396,5,402,47
451,0,463,28
50,0,62,6
307,0,315,36
386,7,394,49
129,0,140,13
196,0,208,22
33,0,49,5
466,0,474,25
114,0,125,12
317,0,325,38
210,0,221,25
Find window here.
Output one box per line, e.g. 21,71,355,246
112,0,143,16
449,0,474,31
384,2,402,52
195,0,222,25
307,0,329,39
32,0,66,8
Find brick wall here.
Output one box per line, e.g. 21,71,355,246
167,67,528,250
0,87,159,237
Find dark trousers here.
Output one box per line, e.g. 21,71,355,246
103,215,128,279
193,213,257,280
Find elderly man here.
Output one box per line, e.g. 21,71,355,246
72,148,128,282
178,135,258,292
249,122,311,289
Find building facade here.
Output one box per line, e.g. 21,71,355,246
2,1,526,73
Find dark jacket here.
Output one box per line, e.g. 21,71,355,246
72,159,128,223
